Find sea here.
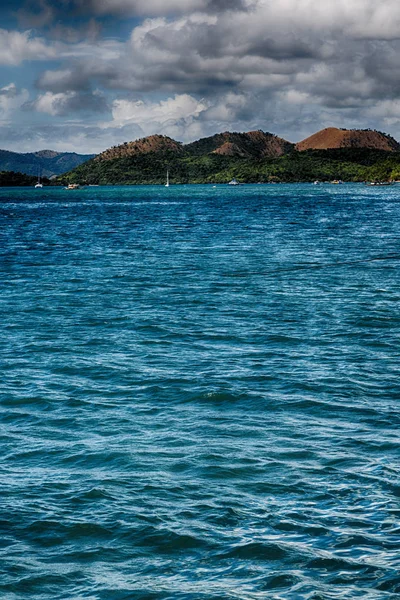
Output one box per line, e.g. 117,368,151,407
0,183,399,600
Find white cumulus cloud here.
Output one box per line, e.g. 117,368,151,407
0,83,29,118
0,29,55,65
112,94,208,126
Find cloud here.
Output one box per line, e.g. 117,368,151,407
0,84,19,98
111,93,207,126
0,29,55,65
0,121,144,154
36,67,91,92
29,1,400,108
107,91,283,142
0,90,255,153
0,83,29,117
29,90,109,116
19,0,249,22
17,0,400,40
48,19,102,43
17,0,55,28
5,0,400,152
108,93,210,141
368,99,400,119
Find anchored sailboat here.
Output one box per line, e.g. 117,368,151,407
35,167,43,188
165,170,170,187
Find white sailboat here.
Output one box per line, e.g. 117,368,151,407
35,167,43,188
165,170,170,187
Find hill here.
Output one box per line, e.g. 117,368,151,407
57,128,400,185
296,128,400,152
0,149,95,178
186,130,293,158
59,130,295,185
95,135,184,162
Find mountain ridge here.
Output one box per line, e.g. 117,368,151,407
58,126,400,185
0,149,95,178
69,127,400,166
4,126,399,185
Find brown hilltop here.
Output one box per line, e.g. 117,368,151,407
95,134,184,162
186,130,294,158
296,127,400,152
89,127,400,167
94,130,294,163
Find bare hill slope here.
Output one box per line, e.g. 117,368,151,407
296,128,400,152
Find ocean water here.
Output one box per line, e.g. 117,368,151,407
0,183,399,600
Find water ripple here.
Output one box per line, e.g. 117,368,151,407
1,184,399,599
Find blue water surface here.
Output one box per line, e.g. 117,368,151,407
0,183,399,599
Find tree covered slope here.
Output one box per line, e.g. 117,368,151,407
58,129,400,184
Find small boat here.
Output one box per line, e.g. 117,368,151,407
165,170,170,187
35,168,43,188
228,178,239,185
64,183,81,190
366,181,393,186
331,180,343,185
313,180,319,185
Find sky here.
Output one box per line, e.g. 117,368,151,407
1,0,400,153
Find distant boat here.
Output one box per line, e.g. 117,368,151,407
331,180,343,185
35,167,43,188
366,181,393,186
64,183,81,190
165,170,170,187
313,180,319,185
228,178,239,185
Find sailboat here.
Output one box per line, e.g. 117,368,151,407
35,167,43,188
165,170,170,187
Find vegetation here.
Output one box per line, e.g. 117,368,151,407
57,147,400,185
0,171,50,186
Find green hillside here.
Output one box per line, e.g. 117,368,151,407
58,146,400,185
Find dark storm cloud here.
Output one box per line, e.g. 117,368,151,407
361,42,400,99
204,0,248,13
18,0,248,26
247,37,320,60
84,0,249,16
